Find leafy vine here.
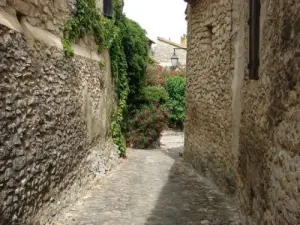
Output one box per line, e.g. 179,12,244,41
62,0,117,56
109,0,129,157
62,0,150,157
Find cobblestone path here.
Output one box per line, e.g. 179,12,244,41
53,131,241,225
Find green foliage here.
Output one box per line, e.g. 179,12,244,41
164,76,186,129
62,0,117,53
62,0,150,156
126,104,168,149
126,84,169,149
110,0,149,156
148,57,157,65
110,30,129,157
98,59,106,69
110,0,150,154
109,0,129,157
121,19,150,111
62,39,74,57
142,85,168,103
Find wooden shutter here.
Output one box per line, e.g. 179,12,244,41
103,0,113,18
248,0,261,80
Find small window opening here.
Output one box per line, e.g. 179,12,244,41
206,25,213,48
16,11,25,22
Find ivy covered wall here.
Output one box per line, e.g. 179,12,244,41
62,0,150,157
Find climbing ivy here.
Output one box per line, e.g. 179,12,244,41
110,38,129,157
109,0,150,156
121,19,150,111
62,0,117,55
62,0,150,157
109,0,130,157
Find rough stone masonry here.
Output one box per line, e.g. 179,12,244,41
0,0,119,224
184,0,300,224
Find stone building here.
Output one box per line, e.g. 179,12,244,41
0,0,119,224
152,36,187,67
147,37,155,58
184,0,300,224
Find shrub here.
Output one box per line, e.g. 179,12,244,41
164,76,186,129
160,68,186,78
126,104,169,149
121,19,150,112
145,65,164,86
110,1,150,156
142,85,168,104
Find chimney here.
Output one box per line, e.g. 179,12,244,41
181,35,187,47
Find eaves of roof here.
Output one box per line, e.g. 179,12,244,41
157,37,186,49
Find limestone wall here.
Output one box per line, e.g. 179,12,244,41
0,1,118,224
236,1,300,224
184,0,236,193
185,0,300,224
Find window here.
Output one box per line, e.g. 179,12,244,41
248,0,261,80
103,0,113,18
206,24,213,48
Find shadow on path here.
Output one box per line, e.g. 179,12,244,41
145,146,241,225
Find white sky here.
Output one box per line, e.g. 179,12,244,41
123,0,187,44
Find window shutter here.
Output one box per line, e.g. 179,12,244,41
248,0,261,80
103,0,113,18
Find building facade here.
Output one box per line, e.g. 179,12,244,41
152,37,187,67
184,0,300,224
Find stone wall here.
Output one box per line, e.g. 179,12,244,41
0,1,119,224
236,1,300,224
184,0,236,192
185,0,300,224
0,0,74,35
0,0,102,48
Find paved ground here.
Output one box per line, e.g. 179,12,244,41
53,131,241,225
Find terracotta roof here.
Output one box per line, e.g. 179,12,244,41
157,37,186,49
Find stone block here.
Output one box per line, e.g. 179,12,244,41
0,0,6,6
45,21,54,31
8,0,31,16
13,156,26,171
3,5,16,15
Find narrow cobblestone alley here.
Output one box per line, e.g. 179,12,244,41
53,131,241,225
